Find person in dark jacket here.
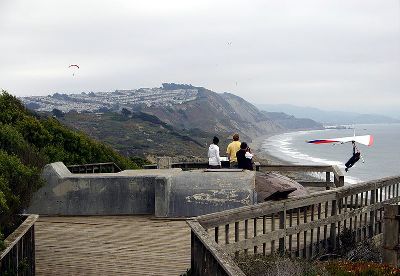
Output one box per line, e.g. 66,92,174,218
236,142,253,170
345,141,361,172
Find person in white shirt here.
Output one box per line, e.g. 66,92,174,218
208,136,221,169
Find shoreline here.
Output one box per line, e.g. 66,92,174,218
250,132,292,165
249,132,322,184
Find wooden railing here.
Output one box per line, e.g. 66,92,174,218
0,214,39,275
144,162,229,170
144,162,344,189
256,163,344,188
67,162,121,174
187,176,400,275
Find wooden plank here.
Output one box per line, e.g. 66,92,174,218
1,215,39,259
383,204,400,267
326,172,331,190
296,208,300,257
198,176,400,229
288,210,293,257
316,203,321,254
225,224,229,245
198,201,285,229
354,194,359,242
244,219,249,255
298,181,335,188
262,216,266,255
323,201,328,249
253,218,258,254
234,222,239,258
224,229,286,253
259,165,333,173
284,192,336,211
330,200,337,250
279,211,285,255
310,204,315,257
369,189,376,237
188,220,246,276
303,206,308,258
271,213,275,254
332,165,344,187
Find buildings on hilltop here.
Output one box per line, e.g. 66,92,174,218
21,88,198,113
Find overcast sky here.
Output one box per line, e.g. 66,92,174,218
1,0,399,115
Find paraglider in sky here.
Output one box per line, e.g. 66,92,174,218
68,64,79,76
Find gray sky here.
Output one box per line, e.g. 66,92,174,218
1,0,399,115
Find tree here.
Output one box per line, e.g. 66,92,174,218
121,108,132,117
52,108,64,118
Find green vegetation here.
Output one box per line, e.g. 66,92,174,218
59,111,212,162
0,90,138,247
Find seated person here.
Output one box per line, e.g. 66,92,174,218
236,142,254,170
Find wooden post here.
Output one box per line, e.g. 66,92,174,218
383,204,400,267
157,157,172,169
279,210,285,255
326,172,330,190
369,189,376,238
330,199,338,250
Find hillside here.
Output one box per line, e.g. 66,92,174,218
59,111,213,162
141,87,283,140
22,84,323,157
262,111,324,130
256,103,400,125
0,91,139,247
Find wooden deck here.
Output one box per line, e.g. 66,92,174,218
35,216,191,275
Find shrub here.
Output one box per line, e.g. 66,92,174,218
0,90,139,246
0,150,43,234
235,254,325,276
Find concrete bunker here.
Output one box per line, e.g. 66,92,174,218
28,162,261,217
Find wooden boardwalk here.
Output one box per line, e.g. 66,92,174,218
35,216,191,276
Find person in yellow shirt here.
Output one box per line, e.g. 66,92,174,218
226,133,241,168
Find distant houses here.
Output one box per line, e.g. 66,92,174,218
21,87,199,113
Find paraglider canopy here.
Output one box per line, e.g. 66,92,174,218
68,64,79,76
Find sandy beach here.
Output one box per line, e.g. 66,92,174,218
249,133,290,165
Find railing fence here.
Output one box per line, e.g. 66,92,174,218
188,176,400,275
0,214,38,276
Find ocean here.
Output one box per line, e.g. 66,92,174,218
261,123,400,184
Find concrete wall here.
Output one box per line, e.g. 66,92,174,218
155,170,256,217
28,162,256,217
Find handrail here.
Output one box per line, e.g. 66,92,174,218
188,175,400,273
187,220,246,276
67,162,121,173
197,176,399,228
256,164,344,187
144,161,344,188
1,214,39,275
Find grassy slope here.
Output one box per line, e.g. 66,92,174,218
59,112,223,162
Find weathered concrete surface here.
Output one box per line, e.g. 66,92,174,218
156,170,256,217
28,162,181,216
29,162,256,217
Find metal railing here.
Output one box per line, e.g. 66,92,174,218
67,162,121,174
